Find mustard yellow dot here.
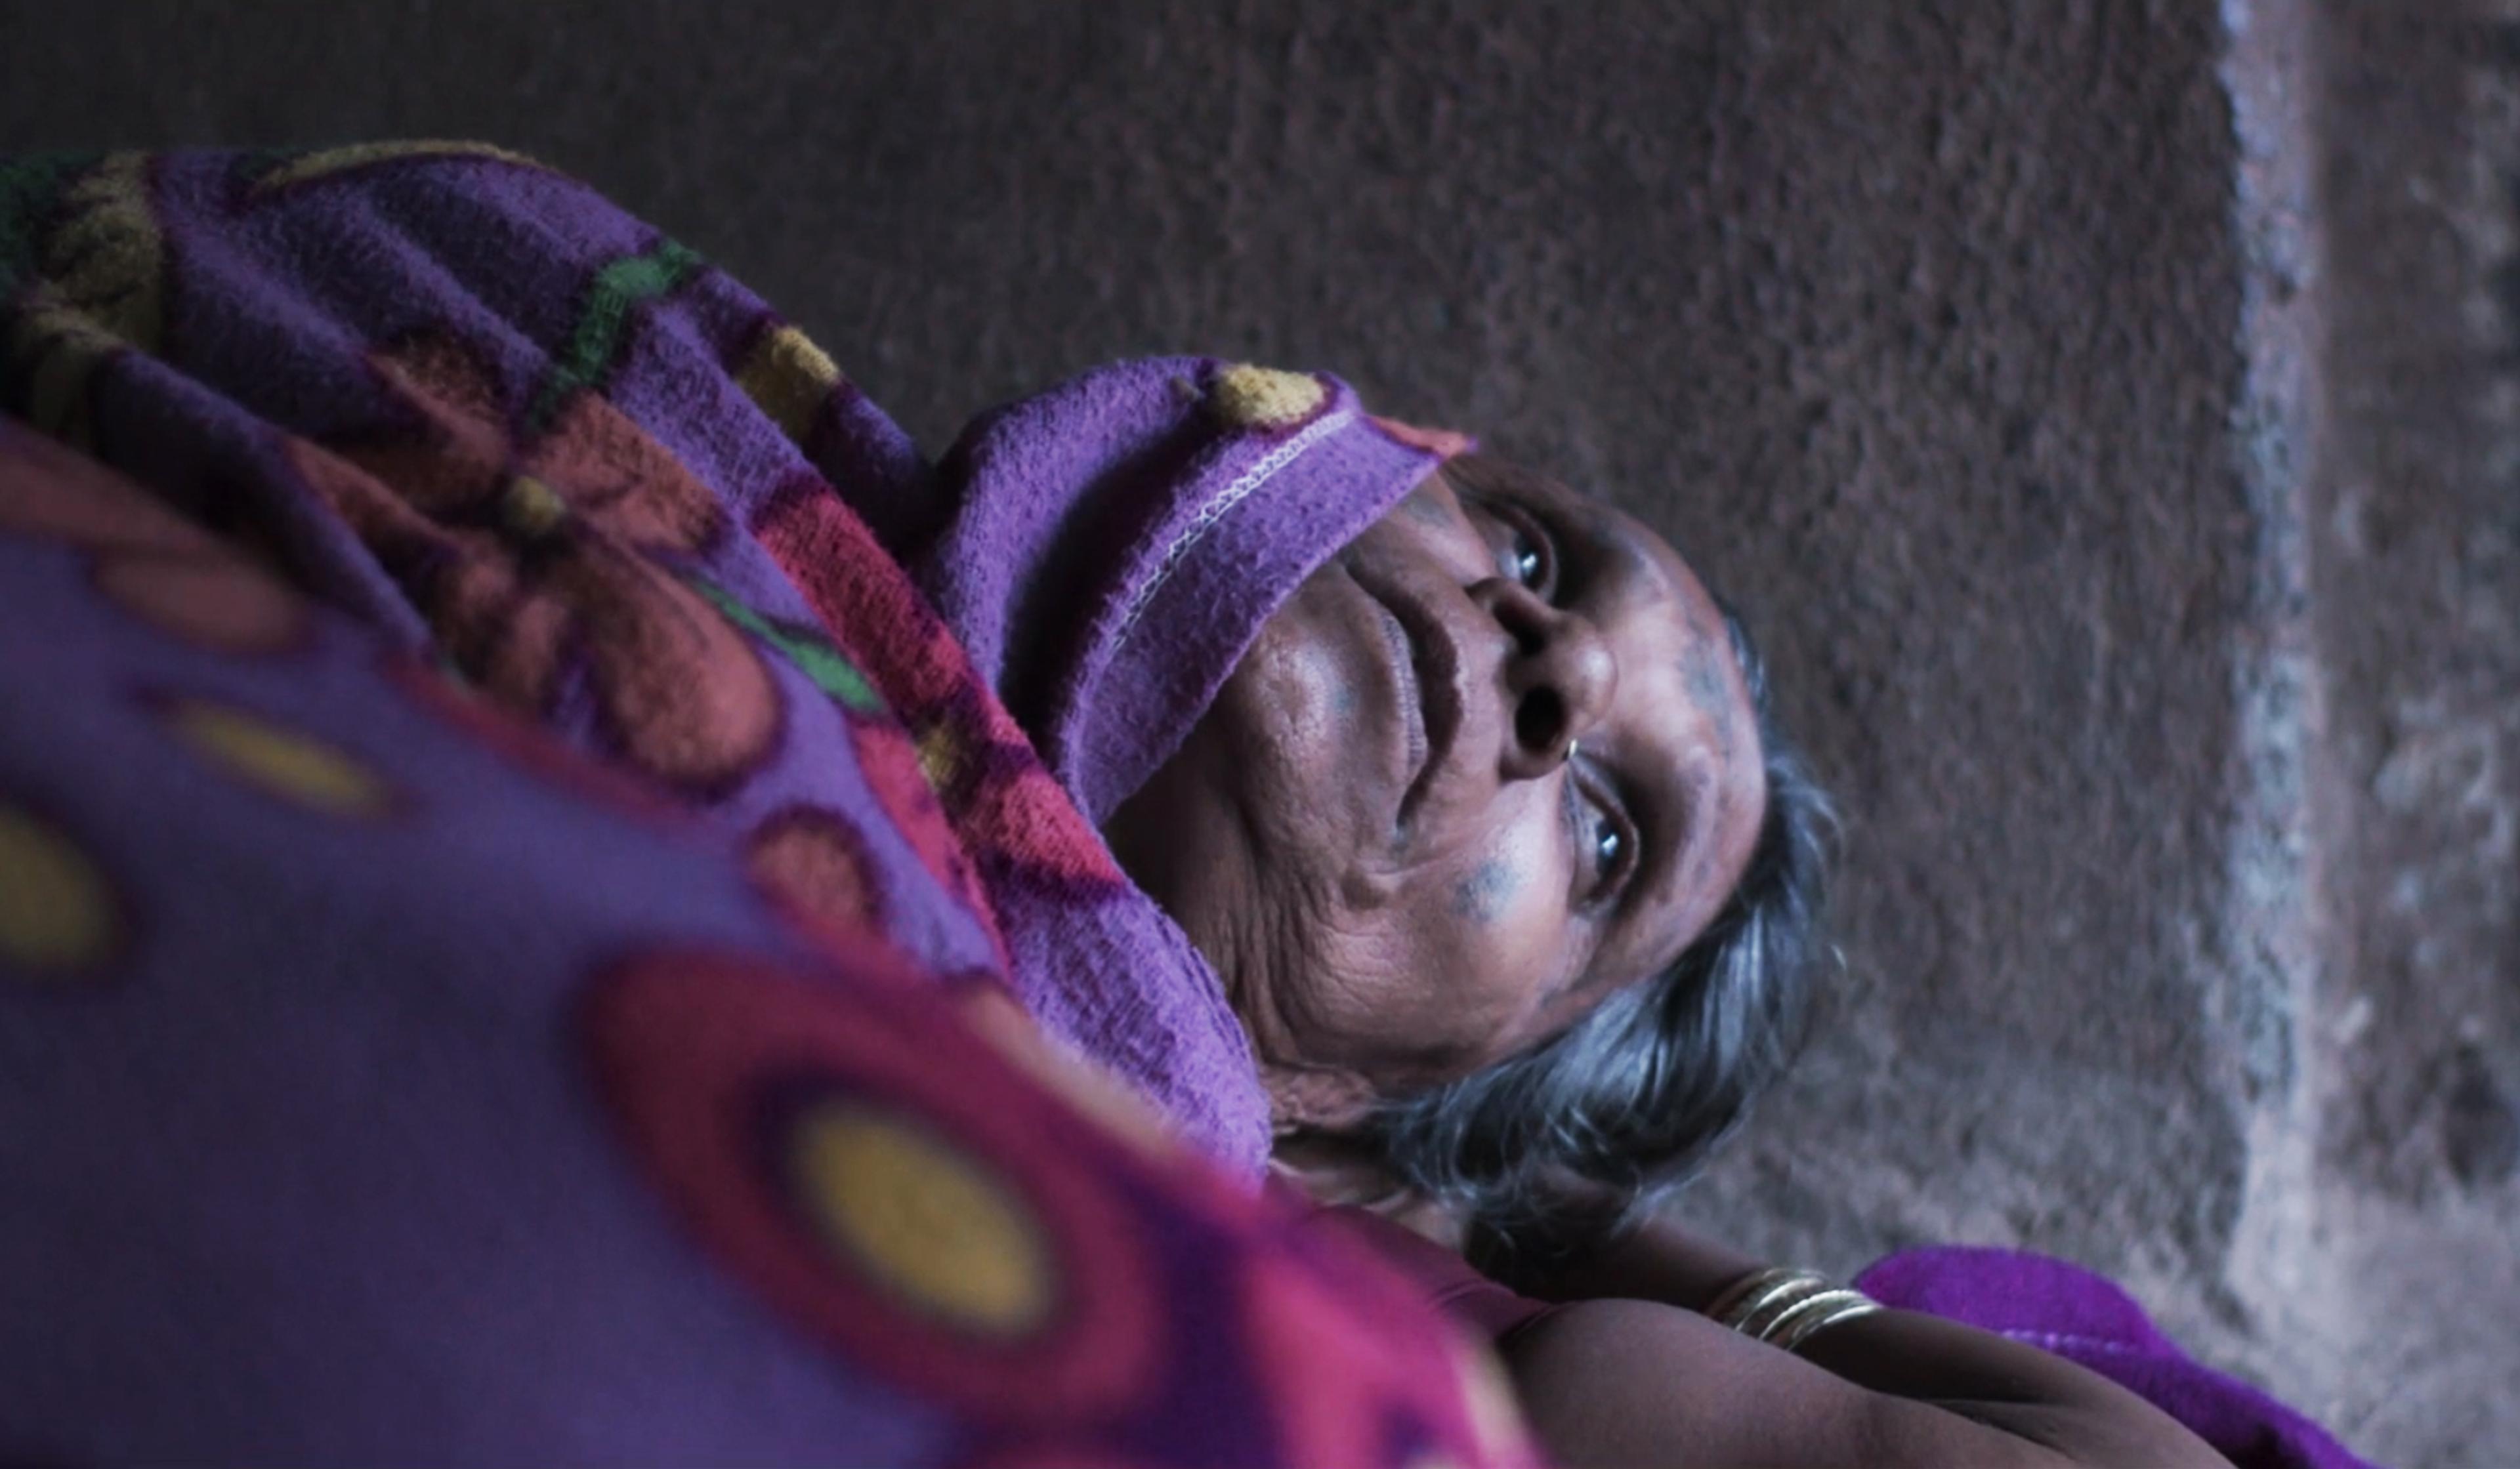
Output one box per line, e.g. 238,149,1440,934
790,1103,1053,1338
501,475,570,541
163,700,394,818
0,806,116,974
736,324,845,446
1208,364,1328,430
915,720,963,796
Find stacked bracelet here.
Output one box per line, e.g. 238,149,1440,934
1702,1266,1883,1354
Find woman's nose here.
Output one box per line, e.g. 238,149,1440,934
1474,579,1618,780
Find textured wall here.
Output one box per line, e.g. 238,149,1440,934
2228,3,2520,1457
2312,2,2520,1206
5,2,2511,1464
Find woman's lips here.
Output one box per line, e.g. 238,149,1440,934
1368,594,1428,797
1353,567,1464,827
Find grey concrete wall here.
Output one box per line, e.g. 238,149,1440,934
5,2,2511,1464
2215,3,2520,1457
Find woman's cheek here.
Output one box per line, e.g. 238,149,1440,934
1448,854,1525,926
1441,846,1572,1001
1446,812,1563,937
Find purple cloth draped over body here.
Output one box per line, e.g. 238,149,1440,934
1858,1248,2376,1468
0,144,2383,1468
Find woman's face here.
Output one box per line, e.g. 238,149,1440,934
1103,458,1768,1128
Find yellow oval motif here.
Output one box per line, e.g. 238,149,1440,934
0,805,116,975
790,1102,1055,1338
163,699,394,818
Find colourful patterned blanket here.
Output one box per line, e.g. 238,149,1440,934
1,143,1276,1163
0,145,2381,1469
0,146,1530,1464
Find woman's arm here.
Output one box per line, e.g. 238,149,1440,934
1497,1215,2226,1469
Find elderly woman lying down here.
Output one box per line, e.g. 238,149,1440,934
0,148,2360,1467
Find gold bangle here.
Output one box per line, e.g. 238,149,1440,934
1706,1267,1818,1331
1703,1267,1883,1354
1776,1297,1884,1354
1736,1280,1844,1341
1757,1288,1872,1346
1719,1270,1832,1336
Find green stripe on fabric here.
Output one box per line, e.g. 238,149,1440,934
689,578,887,715
527,238,704,430
774,630,890,716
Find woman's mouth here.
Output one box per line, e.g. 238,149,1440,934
1366,589,1428,798
1353,568,1463,829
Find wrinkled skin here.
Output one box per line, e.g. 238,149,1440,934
1103,457,1767,1131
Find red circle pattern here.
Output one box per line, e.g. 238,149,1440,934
579,945,1164,1425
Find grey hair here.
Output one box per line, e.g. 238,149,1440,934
1362,605,1838,1259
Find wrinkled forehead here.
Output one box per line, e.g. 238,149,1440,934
1599,498,1771,907
1604,501,1718,619
1563,490,1744,683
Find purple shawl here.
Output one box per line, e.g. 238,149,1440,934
872,356,1439,827
0,146,1443,1171
0,144,2375,1468
0,146,1533,1467
835,358,1444,1157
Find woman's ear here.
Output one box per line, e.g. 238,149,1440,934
1261,1061,1379,1135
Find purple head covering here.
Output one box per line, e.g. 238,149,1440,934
818,356,1461,1169
863,356,1458,822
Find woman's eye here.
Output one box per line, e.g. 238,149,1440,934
1566,772,1633,904
1589,805,1625,883
1506,531,1544,587
1477,499,1555,594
